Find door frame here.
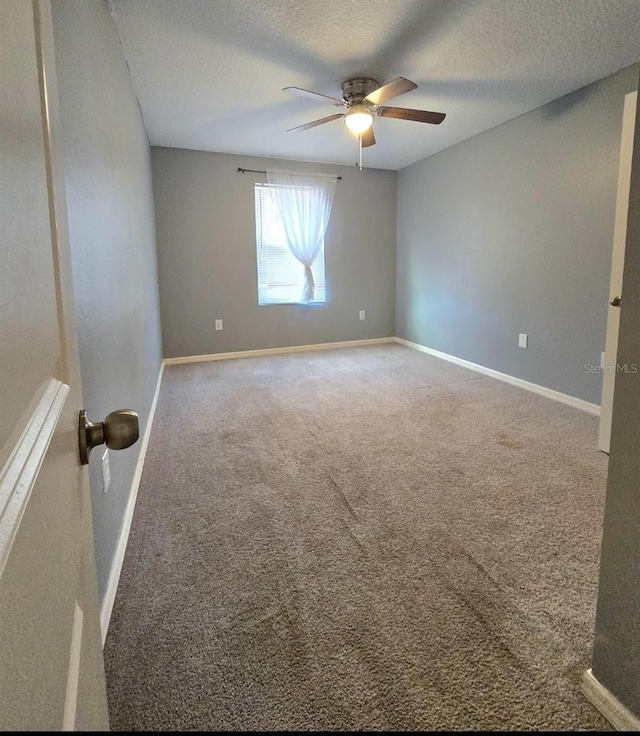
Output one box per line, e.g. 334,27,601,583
599,90,638,453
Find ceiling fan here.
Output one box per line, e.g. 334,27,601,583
283,76,446,148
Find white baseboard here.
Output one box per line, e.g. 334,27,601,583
100,361,165,646
581,668,640,731
163,337,395,366
394,337,600,416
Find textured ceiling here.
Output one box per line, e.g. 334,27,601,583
109,0,640,171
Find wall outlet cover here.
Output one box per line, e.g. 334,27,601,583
215,319,223,330
359,310,365,320
518,333,528,349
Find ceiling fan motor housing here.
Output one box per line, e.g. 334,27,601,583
341,77,379,107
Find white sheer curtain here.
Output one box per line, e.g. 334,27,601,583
266,169,337,303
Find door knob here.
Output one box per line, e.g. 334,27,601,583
79,409,139,465
610,295,621,307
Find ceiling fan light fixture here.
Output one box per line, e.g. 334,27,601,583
344,106,374,134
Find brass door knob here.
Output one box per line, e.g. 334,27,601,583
79,409,139,465
610,295,621,307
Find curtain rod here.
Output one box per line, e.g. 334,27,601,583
237,167,342,180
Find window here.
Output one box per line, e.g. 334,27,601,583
255,184,326,305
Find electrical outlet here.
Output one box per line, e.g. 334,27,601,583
359,310,365,320
518,333,528,349
215,319,223,331
101,449,111,493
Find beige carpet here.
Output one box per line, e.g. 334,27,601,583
104,344,611,731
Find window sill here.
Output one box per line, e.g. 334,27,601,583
258,301,326,307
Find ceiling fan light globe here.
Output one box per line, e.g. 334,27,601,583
344,109,373,134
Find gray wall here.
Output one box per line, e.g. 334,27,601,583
396,65,639,405
151,149,397,358
51,0,163,602
592,66,640,720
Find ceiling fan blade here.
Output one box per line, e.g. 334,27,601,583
287,113,344,133
377,107,446,124
283,87,344,106
361,127,376,148
365,77,417,106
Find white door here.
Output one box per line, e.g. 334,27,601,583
0,0,109,729
599,90,638,454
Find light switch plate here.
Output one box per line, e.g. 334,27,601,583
359,310,365,320
215,319,223,331
518,333,528,349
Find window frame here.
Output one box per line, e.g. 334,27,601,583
254,182,327,307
